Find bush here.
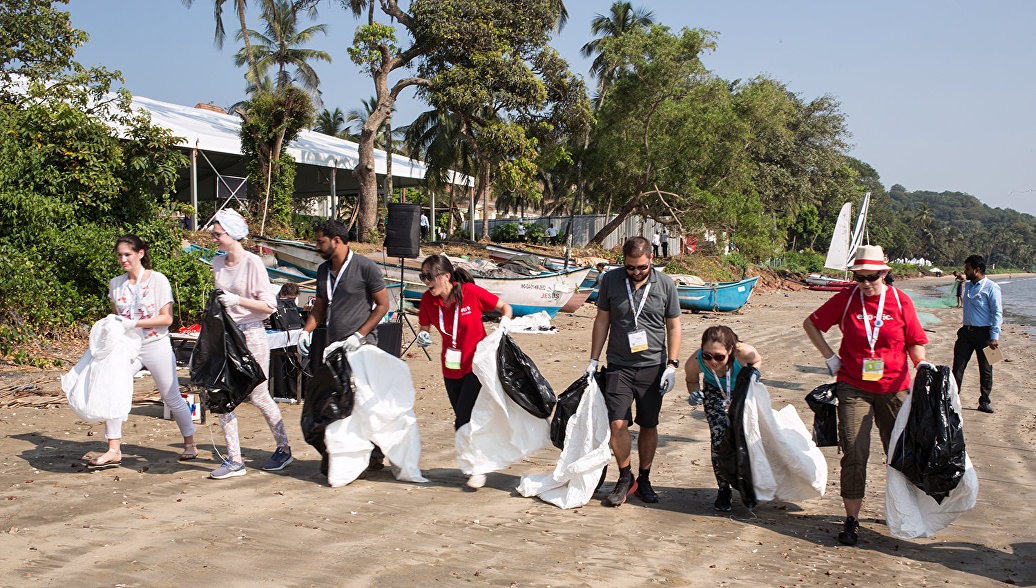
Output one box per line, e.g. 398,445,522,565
783,250,826,274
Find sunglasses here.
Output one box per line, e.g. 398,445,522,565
853,273,883,283
701,352,727,362
418,271,445,282
625,264,651,271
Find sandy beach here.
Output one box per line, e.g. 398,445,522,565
1,276,1033,586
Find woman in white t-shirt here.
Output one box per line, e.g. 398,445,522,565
92,235,197,466
206,209,293,479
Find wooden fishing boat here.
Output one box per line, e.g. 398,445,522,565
677,277,759,312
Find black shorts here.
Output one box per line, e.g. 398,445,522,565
602,363,665,428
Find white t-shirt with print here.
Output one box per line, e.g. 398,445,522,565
109,270,174,343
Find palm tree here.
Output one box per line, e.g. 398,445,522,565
314,107,347,137
182,0,261,86
579,1,655,105
402,107,476,235
233,0,331,95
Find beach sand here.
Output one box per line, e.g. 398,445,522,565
1,277,1033,586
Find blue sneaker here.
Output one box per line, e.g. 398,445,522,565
261,447,294,471
210,459,246,479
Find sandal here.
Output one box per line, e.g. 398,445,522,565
179,443,198,461
88,450,122,467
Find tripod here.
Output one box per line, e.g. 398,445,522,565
396,258,431,360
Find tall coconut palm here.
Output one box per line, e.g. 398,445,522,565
314,107,347,137
579,1,655,105
233,0,331,95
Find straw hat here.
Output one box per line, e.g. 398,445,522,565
848,244,891,271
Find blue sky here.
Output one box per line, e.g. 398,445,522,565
66,0,1036,215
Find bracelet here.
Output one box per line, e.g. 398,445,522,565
911,356,922,367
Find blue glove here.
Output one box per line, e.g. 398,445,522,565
416,331,432,348
688,389,704,406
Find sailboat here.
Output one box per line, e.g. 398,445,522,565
807,192,870,290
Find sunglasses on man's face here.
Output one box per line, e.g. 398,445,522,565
625,263,650,271
418,271,444,282
701,352,727,362
853,273,883,283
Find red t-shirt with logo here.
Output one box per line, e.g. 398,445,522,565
419,282,500,379
809,286,929,394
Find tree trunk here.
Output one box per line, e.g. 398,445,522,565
587,190,645,247
237,2,260,87
354,80,393,242
383,115,393,206
479,164,491,240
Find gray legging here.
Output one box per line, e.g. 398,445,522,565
104,336,196,439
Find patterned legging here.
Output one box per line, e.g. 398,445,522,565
218,326,290,462
701,383,731,489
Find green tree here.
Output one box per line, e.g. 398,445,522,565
579,1,655,105
233,0,331,95
314,106,347,137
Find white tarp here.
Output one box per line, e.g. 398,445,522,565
129,95,471,183
885,376,978,538
324,344,428,487
743,373,828,502
516,375,610,509
456,318,552,475
62,315,142,423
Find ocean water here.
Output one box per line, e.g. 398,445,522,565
910,276,1036,337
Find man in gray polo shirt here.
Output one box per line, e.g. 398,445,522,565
298,219,390,474
587,236,682,506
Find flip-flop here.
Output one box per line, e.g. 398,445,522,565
178,444,199,461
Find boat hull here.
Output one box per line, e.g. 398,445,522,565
677,277,759,312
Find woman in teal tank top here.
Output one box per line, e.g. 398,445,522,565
684,326,761,511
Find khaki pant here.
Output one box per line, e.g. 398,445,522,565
836,382,906,500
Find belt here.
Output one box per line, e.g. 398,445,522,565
962,325,991,330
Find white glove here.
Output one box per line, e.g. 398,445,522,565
344,332,363,352
915,360,933,370
659,365,678,395
585,359,599,377
297,330,313,356
416,331,432,348
499,316,512,334
825,354,842,377
218,293,240,308
117,316,138,330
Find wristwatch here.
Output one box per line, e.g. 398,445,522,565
667,358,679,368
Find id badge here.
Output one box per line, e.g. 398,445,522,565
445,347,462,370
861,357,884,381
627,329,649,353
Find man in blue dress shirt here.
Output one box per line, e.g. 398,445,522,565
952,254,1003,413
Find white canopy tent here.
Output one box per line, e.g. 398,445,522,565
129,95,466,228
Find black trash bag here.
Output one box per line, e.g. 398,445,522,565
190,290,267,414
805,383,839,447
889,364,966,504
269,298,303,331
299,346,356,457
497,334,557,419
713,367,759,508
550,371,606,449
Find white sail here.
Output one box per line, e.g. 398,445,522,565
824,202,853,271
848,192,871,264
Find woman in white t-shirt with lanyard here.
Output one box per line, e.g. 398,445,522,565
93,234,197,466
207,209,294,479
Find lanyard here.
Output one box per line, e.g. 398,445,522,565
707,365,733,407
438,302,460,346
625,276,652,329
859,286,888,355
128,270,149,318
325,251,353,324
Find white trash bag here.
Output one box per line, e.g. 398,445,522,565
325,344,428,487
455,319,551,476
62,315,142,423
517,374,610,509
885,374,978,539
742,372,827,502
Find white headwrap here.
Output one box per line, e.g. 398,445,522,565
213,208,248,240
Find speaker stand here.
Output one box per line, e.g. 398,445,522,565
397,258,431,361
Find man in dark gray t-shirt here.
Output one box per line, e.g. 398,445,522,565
587,236,681,507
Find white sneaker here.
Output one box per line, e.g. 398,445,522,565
466,473,487,489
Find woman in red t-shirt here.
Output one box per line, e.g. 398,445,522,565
416,255,513,487
803,245,929,546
